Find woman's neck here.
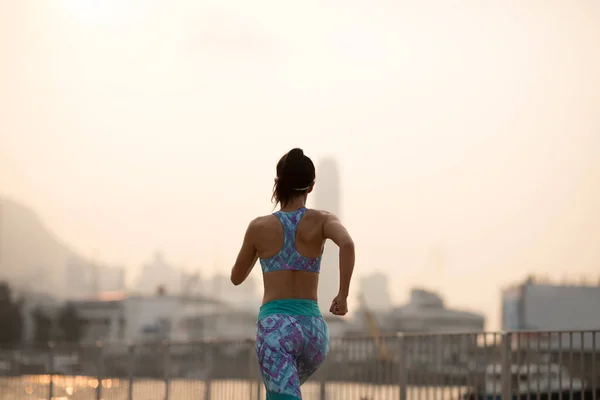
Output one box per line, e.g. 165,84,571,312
280,197,307,212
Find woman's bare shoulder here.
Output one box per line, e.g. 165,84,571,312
250,214,274,224
247,214,279,231
306,208,337,221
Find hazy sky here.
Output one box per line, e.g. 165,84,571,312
1,0,599,329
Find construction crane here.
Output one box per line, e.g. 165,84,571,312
358,293,392,361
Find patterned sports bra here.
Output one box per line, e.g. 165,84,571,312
259,207,322,273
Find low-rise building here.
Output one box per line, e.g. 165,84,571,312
69,291,225,344
181,310,258,341
384,288,485,333
502,276,600,350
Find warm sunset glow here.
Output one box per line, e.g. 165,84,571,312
2,0,599,331
61,0,131,24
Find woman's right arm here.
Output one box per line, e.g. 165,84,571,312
323,213,355,305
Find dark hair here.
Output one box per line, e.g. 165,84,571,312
272,148,316,207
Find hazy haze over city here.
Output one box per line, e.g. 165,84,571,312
1,0,600,330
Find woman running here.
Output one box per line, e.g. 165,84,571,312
230,148,356,400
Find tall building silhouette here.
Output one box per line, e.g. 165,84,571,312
315,158,341,311
359,272,392,312
135,251,183,294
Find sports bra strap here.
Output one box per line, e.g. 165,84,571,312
259,207,321,274
273,207,308,246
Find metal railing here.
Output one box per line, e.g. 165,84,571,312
0,330,598,399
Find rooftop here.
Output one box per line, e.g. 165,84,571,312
388,288,485,322
68,291,225,307
503,275,600,292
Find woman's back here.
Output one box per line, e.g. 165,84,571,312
255,207,328,304
229,148,355,400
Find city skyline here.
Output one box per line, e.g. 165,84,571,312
2,0,600,331
5,192,600,332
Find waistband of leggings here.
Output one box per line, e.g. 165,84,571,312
258,298,322,321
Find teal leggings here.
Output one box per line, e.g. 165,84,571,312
256,299,330,400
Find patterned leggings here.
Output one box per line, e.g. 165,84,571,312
256,314,330,400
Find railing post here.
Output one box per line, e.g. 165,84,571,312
127,344,135,400
397,333,407,400
318,343,327,400
163,341,171,400
319,374,326,400
246,339,257,400
96,341,104,400
257,379,262,400
14,342,22,376
501,332,512,400
47,342,55,400
204,342,212,400
253,338,261,400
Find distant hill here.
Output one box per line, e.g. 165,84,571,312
0,196,82,297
